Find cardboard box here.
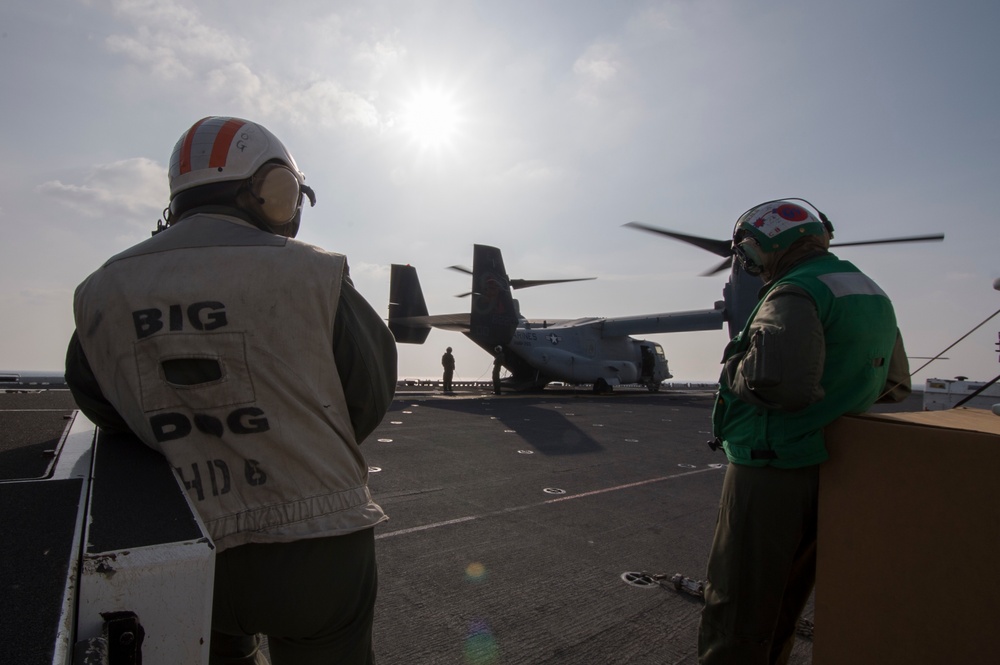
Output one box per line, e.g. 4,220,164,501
815,408,1000,664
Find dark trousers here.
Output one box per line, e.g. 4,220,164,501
698,463,819,665
443,369,453,392
210,528,378,665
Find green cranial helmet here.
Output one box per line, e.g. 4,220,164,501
731,199,833,275
733,200,830,251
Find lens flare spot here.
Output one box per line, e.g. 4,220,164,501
464,619,499,664
465,562,487,581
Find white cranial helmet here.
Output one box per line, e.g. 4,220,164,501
169,117,302,196
166,117,315,236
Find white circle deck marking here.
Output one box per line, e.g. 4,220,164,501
369,466,382,473
517,450,534,455
377,438,393,443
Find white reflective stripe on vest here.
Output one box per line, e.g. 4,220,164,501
817,272,887,298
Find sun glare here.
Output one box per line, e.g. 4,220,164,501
400,88,462,150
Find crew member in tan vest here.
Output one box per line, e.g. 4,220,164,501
66,116,397,665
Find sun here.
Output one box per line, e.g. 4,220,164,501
400,88,462,150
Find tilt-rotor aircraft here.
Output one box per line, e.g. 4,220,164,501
390,217,944,392
389,244,727,392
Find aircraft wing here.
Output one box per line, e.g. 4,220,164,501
599,303,726,338
391,313,471,332
522,318,574,328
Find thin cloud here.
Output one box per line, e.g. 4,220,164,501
497,159,564,184
573,44,620,83
98,0,395,130
37,157,167,222
282,80,382,129
103,0,250,80
352,35,407,83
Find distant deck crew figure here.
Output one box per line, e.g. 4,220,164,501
492,345,505,395
65,116,397,665
442,346,455,393
698,199,911,664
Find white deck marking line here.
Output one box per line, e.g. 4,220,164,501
375,467,716,540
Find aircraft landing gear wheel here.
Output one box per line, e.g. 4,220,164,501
646,382,660,393
593,379,611,394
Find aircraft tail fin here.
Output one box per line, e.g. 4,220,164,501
469,245,519,348
388,264,431,344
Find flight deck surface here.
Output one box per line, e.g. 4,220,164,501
1,386,921,663
366,386,810,664
364,389,811,664
365,383,915,664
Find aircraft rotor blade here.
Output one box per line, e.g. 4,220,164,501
627,222,945,276
454,278,596,297
830,233,944,248
448,265,473,275
511,277,596,290
701,257,734,276
624,221,733,258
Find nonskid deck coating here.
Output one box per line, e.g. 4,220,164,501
367,388,800,664
4,387,922,662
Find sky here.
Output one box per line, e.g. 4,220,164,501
2,0,998,386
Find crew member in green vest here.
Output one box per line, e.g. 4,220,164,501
697,199,911,664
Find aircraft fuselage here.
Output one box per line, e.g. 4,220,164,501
496,318,671,389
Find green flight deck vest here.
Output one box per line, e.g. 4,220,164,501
713,254,897,468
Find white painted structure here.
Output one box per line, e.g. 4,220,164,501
922,377,1000,411
11,413,215,664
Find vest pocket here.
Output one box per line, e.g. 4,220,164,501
743,328,781,389
135,332,256,412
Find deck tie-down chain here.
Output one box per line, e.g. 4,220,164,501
638,573,814,641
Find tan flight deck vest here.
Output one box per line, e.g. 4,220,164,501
73,213,387,551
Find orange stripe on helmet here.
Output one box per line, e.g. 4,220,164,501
178,117,208,176
209,119,246,169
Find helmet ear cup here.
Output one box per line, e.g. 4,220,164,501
243,163,302,227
